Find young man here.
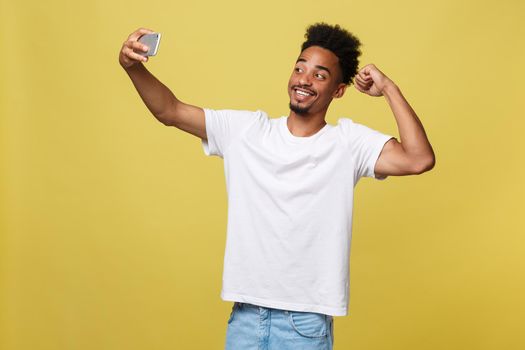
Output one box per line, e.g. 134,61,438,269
119,23,435,350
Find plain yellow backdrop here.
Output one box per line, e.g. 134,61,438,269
1,0,524,349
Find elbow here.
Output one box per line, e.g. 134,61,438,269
412,155,436,174
156,109,179,127
156,99,180,127
158,116,175,127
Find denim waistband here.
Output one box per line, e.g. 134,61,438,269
234,302,258,309
233,302,329,316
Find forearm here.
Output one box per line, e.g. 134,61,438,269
123,63,178,123
382,82,435,163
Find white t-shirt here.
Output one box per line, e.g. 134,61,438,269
201,108,394,316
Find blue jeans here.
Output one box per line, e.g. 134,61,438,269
225,302,334,350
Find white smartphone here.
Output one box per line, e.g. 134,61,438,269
138,33,161,56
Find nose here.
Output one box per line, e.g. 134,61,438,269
299,74,312,86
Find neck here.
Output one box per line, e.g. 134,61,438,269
286,110,327,137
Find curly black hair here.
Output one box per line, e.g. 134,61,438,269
301,23,362,85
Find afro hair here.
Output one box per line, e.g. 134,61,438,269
301,23,362,85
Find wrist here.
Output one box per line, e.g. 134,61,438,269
382,80,399,97
123,62,145,73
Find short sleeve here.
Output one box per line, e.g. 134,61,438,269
339,118,395,182
201,108,262,158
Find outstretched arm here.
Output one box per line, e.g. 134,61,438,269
354,64,435,176
119,28,206,140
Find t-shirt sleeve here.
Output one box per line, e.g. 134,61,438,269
341,118,396,182
201,108,261,158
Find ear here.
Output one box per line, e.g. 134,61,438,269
332,83,347,99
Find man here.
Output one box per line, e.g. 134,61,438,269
119,23,435,350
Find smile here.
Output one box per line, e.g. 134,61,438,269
296,90,310,96
293,87,316,98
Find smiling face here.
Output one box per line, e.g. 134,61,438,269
288,45,347,117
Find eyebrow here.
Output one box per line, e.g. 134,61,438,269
296,58,331,75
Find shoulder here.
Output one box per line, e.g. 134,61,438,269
335,117,363,140
336,117,371,132
204,108,268,118
205,108,268,125
336,117,387,139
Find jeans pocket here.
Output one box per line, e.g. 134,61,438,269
228,302,238,324
288,311,328,338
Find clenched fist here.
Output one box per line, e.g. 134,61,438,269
353,64,394,97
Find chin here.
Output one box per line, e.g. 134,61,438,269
289,102,311,115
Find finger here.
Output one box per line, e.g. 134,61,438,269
140,27,155,33
128,27,155,41
354,79,365,89
124,40,149,54
358,71,369,81
355,76,372,90
131,40,149,53
124,47,148,62
354,82,366,93
355,75,368,86
362,66,373,77
131,27,155,39
354,79,367,90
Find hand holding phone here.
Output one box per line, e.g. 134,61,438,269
119,28,161,69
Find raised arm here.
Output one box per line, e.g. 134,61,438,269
353,64,436,176
119,28,206,140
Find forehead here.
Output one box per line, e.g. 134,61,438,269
296,46,340,69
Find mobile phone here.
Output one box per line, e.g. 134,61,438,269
138,33,161,56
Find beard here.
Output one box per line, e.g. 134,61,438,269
289,101,311,115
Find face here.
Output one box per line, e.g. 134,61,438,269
288,45,347,116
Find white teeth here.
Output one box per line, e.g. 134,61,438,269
296,90,311,96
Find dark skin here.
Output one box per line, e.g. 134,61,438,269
285,45,435,176
120,28,435,176
286,46,347,137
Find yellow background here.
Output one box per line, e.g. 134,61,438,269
1,0,524,349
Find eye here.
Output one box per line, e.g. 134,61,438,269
294,67,303,73
315,73,326,80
